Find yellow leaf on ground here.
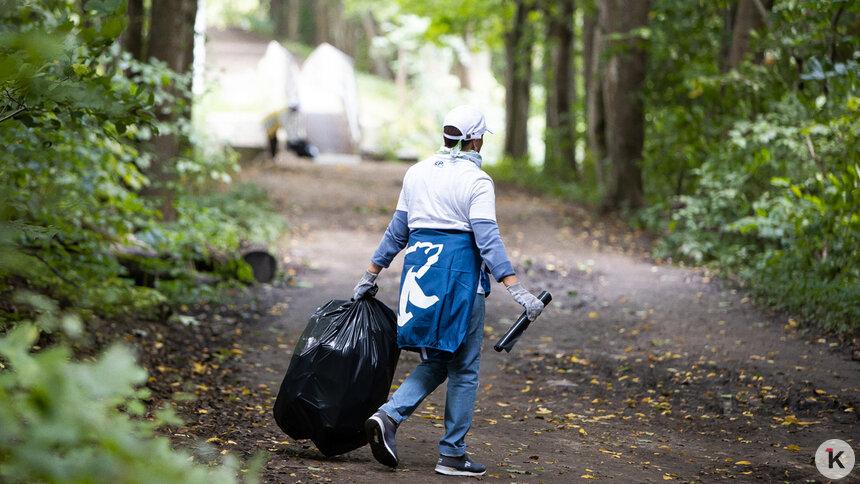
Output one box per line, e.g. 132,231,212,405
735,461,751,465
588,312,598,319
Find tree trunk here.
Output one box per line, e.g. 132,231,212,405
584,4,606,185
315,0,331,45
543,0,577,180
361,13,394,79
328,2,351,54
287,0,301,41
145,0,198,221
718,2,738,72
599,0,648,211
121,0,145,60
272,0,289,39
504,0,535,163
454,30,473,91
148,0,196,73
726,0,766,70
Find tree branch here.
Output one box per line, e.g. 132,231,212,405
0,106,27,124
805,135,828,179
0,87,28,124
27,251,75,285
751,0,772,29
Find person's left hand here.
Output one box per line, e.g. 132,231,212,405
353,270,378,300
507,282,544,321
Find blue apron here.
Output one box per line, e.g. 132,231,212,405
397,228,481,361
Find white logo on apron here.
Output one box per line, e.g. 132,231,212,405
398,242,443,327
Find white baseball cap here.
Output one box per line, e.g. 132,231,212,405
442,104,493,141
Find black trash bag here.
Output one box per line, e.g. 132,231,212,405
273,294,400,457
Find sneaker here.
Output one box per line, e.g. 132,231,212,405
434,453,487,476
365,410,398,467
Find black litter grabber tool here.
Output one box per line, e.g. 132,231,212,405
493,290,552,353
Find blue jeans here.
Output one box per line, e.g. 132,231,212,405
380,293,486,457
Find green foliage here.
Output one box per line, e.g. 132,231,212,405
0,296,242,484
0,2,271,481
642,0,860,332
486,156,602,204
392,0,509,48
1,1,283,322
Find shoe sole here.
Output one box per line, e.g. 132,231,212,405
434,464,486,477
365,415,398,468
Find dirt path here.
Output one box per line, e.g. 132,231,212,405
176,157,858,483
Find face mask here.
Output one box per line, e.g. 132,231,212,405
437,143,483,168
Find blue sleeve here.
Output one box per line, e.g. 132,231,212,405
471,218,515,282
371,210,409,268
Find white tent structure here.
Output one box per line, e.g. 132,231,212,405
299,43,361,160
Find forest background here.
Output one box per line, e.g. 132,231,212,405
0,0,857,482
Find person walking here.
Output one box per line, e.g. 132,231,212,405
353,104,545,477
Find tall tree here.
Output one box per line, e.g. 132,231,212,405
121,0,145,60
726,0,769,70
314,0,332,45
598,0,648,210
504,0,536,162
145,0,199,220
271,0,290,39
543,0,577,180
359,12,394,79
584,3,606,185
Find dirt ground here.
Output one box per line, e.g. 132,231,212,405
144,156,858,484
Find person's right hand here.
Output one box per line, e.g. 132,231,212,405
353,270,378,300
506,282,544,321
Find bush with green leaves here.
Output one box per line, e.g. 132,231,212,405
0,1,284,321
0,293,248,484
642,0,859,332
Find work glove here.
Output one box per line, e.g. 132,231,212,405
353,270,378,300
507,282,544,321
